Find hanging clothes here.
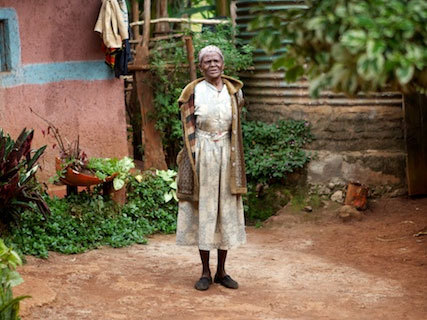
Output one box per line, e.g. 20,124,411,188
94,0,132,77
94,0,129,49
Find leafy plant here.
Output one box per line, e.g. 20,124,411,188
6,170,178,258
249,0,427,96
0,239,30,320
86,157,135,190
242,119,313,185
0,128,49,225
153,170,178,203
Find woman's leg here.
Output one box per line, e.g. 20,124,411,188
215,249,238,289
195,249,212,290
216,249,227,278
199,249,211,278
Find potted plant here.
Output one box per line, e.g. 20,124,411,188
30,108,134,201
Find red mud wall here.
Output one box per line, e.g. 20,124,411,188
0,0,128,182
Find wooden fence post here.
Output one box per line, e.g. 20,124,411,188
184,36,197,81
134,0,168,170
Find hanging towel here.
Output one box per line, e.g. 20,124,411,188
94,0,129,49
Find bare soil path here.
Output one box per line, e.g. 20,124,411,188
15,197,427,320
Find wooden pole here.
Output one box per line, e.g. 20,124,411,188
131,0,140,39
155,0,170,34
142,0,150,49
184,36,197,81
134,0,168,170
216,0,230,17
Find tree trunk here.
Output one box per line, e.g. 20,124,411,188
134,0,168,170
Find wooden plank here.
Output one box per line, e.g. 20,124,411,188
403,93,427,195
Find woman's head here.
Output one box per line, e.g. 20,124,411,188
198,45,224,81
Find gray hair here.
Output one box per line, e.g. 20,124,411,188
198,45,224,64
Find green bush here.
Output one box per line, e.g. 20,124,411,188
242,119,313,185
242,119,313,223
7,171,178,258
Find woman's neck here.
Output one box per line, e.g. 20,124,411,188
205,76,223,91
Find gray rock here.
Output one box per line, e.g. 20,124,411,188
331,190,343,203
337,205,363,222
303,206,313,212
390,188,406,198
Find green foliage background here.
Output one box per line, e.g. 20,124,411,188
250,0,427,96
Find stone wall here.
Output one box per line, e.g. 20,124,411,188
243,74,407,197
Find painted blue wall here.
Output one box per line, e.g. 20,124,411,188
0,8,114,88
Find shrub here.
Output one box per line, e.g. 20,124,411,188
6,171,178,258
0,128,49,226
242,119,313,185
242,119,314,223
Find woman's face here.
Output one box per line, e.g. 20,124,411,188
199,52,224,81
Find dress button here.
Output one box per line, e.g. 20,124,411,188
232,162,236,167
233,130,237,134
231,147,235,151
233,115,237,119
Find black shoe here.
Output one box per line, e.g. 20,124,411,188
194,276,212,291
214,274,238,289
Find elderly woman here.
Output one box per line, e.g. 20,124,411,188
176,45,247,291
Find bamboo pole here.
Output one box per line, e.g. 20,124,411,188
130,17,230,26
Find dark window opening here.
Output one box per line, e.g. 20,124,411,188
0,20,11,72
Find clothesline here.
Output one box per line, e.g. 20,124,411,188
130,17,230,27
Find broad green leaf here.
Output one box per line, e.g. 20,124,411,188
271,56,294,71
285,66,304,82
164,192,173,203
113,178,125,191
396,64,415,84
341,30,367,54
367,39,385,57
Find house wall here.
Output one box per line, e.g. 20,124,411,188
0,1,128,182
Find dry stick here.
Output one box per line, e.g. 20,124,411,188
29,107,66,153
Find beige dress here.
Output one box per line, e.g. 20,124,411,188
176,80,246,251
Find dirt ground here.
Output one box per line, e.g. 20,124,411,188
14,197,427,320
